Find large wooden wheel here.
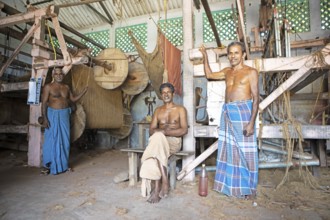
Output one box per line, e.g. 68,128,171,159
121,62,149,95
93,48,128,90
107,108,133,140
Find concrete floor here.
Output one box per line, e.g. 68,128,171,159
0,143,329,220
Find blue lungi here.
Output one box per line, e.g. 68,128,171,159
214,100,258,197
43,107,71,175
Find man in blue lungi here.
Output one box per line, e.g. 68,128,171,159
41,67,88,175
200,42,259,200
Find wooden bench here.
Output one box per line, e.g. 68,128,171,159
120,148,194,189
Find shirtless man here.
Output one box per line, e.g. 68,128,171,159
41,67,88,175
200,42,259,200
139,82,188,203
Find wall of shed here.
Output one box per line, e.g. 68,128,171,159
0,0,328,148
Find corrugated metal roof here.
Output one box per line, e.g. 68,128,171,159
27,0,225,30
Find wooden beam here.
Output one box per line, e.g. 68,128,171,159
177,140,218,181
250,38,329,52
200,0,222,47
99,1,113,25
0,2,88,50
0,125,28,133
290,92,328,100
1,1,102,50
86,4,113,26
291,38,330,49
1,82,29,92
235,0,250,59
58,21,106,50
0,7,49,28
259,67,313,111
0,21,40,77
291,69,328,94
191,52,327,76
0,54,32,68
0,43,32,57
50,16,71,68
194,124,330,139
259,44,330,111
58,0,105,8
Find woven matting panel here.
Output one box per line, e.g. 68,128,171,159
107,108,133,139
71,65,123,129
70,103,86,142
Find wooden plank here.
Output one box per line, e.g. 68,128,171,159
0,125,28,133
169,157,177,189
236,0,250,59
0,2,88,50
194,125,219,138
259,44,330,111
192,54,314,76
120,148,145,153
177,140,218,181
120,148,194,156
200,0,222,47
27,17,47,167
99,1,114,24
290,92,328,100
290,69,327,94
194,124,330,139
85,4,113,26
0,54,31,68
51,16,71,67
1,82,29,92
0,20,40,77
259,66,315,111
191,44,330,76
0,43,32,57
0,7,46,28
194,63,220,76
291,38,329,49
59,21,106,50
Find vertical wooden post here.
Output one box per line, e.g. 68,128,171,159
182,0,196,182
236,0,250,59
27,16,48,167
128,152,138,186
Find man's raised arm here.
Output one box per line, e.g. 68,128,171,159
199,45,226,80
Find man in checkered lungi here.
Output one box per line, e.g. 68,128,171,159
200,42,259,200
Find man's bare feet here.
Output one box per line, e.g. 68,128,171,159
147,191,161,203
159,184,169,198
147,180,161,203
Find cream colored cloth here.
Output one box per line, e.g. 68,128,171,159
139,132,181,197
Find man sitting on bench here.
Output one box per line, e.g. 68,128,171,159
140,82,188,203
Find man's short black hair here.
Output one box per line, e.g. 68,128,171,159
227,41,246,54
52,67,63,74
159,82,175,93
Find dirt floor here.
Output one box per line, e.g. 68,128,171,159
0,142,329,220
